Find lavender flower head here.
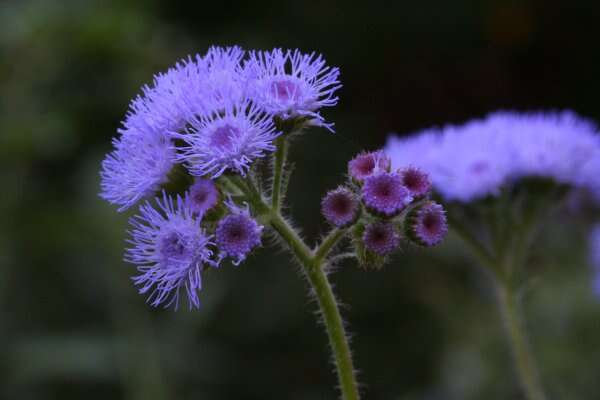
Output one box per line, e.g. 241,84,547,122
246,49,341,130
407,202,448,247
321,187,360,227
385,111,600,202
100,127,176,211
100,46,247,211
348,151,391,182
126,193,216,310
362,172,413,217
175,99,281,177
363,222,401,255
186,178,220,215
216,202,263,265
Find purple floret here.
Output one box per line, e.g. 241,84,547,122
216,203,263,265
100,127,176,212
408,202,448,247
363,222,401,255
362,172,413,217
399,166,432,198
348,151,391,182
186,178,219,215
321,187,360,227
175,99,281,177
125,192,216,310
245,48,341,131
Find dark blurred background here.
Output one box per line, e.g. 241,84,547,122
2,0,600,399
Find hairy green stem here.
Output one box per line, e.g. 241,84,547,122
305,261,360,400
228,173,360,400
314,228,347,264
493,279,547,400
271,136,287,211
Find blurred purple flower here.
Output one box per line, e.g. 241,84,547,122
126,192,216,310
385,111,600,202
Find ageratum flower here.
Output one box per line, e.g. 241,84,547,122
126,192,216,309
100,125,176,212
406,201,448,247
362,172,412,217
321,187,360,227
175,99,281,177
100,46,246,211
216,202,263,265
385,111,600,202
245,49,341,130
348,151,391,182
185,178,220,215
363,221,401,255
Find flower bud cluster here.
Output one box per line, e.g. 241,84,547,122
321,151,448,268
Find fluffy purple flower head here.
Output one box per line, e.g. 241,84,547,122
245,49,341,131
321,187,360,227
407,202,448,247
216,202,263,265
125,192,216,310
175,99,281,177
363,222,401,256
125,46,246,136
185,178,219,215
385,111,600,202
399,166,432,198
348,151,391,182
100,127,176,212
100,46,247,211
362,172,413,217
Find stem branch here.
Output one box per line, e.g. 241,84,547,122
493,279,547,400
226,176,360,400
271,136,287,211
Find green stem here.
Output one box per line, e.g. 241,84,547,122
227,177,360,400
271,135,287,211
305,261,361,400
314,228,347,264
450,218,547,400
268,211,313,267
493,279,547,400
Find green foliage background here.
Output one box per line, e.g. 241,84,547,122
1,0,599,398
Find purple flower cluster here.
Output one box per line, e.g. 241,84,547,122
101,46,341,212
385,111,600,202
101,46,340,308
321,150,448,261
